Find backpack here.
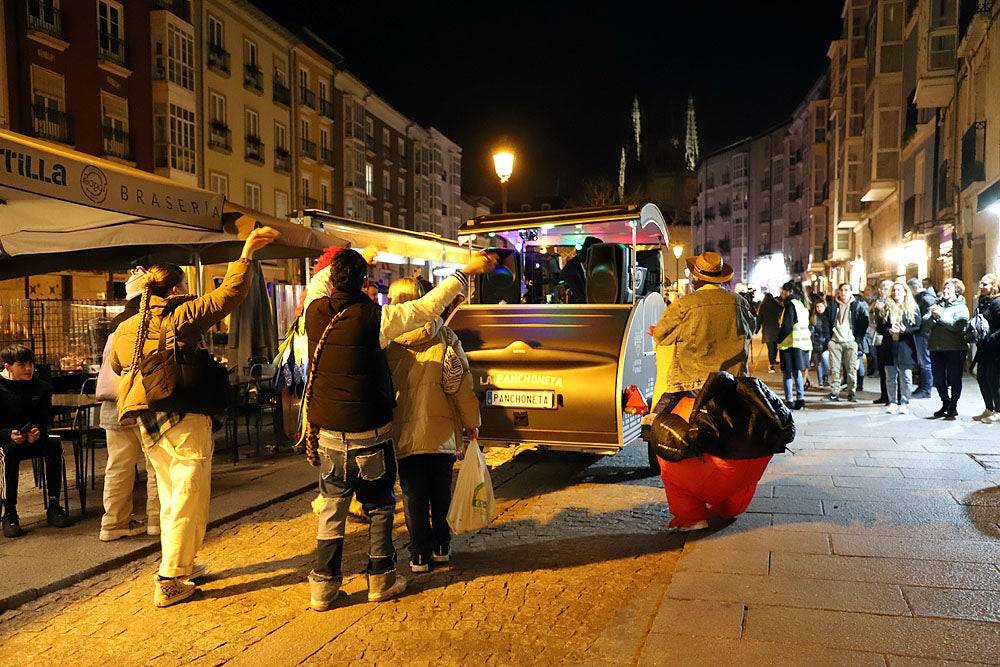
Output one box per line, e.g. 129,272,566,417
965,309,990,344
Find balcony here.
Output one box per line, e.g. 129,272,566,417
319,97,335,119
30,103,73,144
208,121,232,152
98,31,127,68
273,80,290,107
301,138,316,160
243,64,263,93
959,0,993,46
245,135,265,164
101,124,133,161
207,43,230,75
960,121,986,189
320,146,335,167
274,147,291,174
299,87,316,110
26,0,63,40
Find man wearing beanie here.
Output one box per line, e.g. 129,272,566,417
94,267,160,541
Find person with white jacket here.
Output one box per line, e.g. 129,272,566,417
386,277,480,573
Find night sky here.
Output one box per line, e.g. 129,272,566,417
253,0,845,205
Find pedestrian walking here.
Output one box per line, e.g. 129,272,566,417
0,345,75,538
95,268,160,542
301,247,496,611
111,226,280,608
756,292,782,372
972,274,1000,423
926,278,969,419
385,277,481,574
877,281,921,414
776,280,811,410
908,277,935,398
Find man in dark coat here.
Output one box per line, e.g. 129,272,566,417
558,236,603,304
756,292,783,372
908,277,935,398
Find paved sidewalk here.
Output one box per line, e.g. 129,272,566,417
0,439,315,613
588,370,1000,665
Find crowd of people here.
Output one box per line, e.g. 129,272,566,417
752,272,1000,421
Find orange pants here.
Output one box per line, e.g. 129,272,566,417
658,453,772,526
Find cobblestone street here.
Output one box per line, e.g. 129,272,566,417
0,444,682,666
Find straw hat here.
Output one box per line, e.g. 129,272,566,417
685,251,734,284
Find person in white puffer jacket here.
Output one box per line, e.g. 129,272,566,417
385,277,480,575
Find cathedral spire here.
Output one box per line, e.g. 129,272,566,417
631,96,641,161
684,95,699,172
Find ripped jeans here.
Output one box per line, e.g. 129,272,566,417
314,428,397,579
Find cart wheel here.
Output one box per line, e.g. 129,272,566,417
645,441,661,476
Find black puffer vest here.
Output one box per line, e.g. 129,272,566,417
305,290,395,432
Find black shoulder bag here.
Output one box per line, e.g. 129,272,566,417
140,317,231,415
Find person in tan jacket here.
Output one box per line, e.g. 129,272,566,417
110,227,279,607
386,277,480,574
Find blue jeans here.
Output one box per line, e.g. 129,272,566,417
398,453,455,560
314,432,397,578
913,332,932,392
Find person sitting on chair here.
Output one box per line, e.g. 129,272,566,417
0,344,75,538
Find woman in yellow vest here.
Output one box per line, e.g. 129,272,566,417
777,280,812,410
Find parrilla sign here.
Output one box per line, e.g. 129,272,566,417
0,133,223,231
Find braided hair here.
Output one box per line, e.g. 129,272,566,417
128,264,185,372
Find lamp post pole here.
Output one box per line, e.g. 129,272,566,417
493,149,514,213
672,244,683,292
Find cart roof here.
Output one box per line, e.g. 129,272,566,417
459,203,668,247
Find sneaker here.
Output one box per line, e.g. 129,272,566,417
847,393,857,403
932,406,948,418
410,553,430,573
308,571,341,612
912,390,931,399
768,366,775,373
367,570,407,602
431,545,450,563
2,513,25,538
827,392,840,401
188,562,208,581
666,519,710,533
100,519,147,542
886,404,899,414
899,405,910,415
987,413,1000,424
944,408,958,420
973,409,995,422
873,397,890,405
46,503,75,528
153,575,196,608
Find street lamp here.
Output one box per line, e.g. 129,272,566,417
493,149,514,213
672,244,683,290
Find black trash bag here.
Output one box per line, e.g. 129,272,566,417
687,371,796,460
686,371,739,454
736,376,796,454
649,411,699,462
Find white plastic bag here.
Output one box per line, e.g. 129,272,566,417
446,439,496,534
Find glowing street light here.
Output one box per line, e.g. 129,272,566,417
493,148,514,213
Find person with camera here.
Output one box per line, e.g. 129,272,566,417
0,344,75,538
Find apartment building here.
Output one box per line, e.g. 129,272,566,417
691,139,753,283
199,0,294,217
291,30,339,214
790,77,832,285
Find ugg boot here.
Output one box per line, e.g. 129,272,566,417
308,571,341,611
366,568,406,602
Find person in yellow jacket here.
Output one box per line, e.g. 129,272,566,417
776,280,812,410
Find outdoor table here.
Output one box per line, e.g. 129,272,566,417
50,393,101,513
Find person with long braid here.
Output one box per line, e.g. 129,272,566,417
301,247,496,611
111,227,279,607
